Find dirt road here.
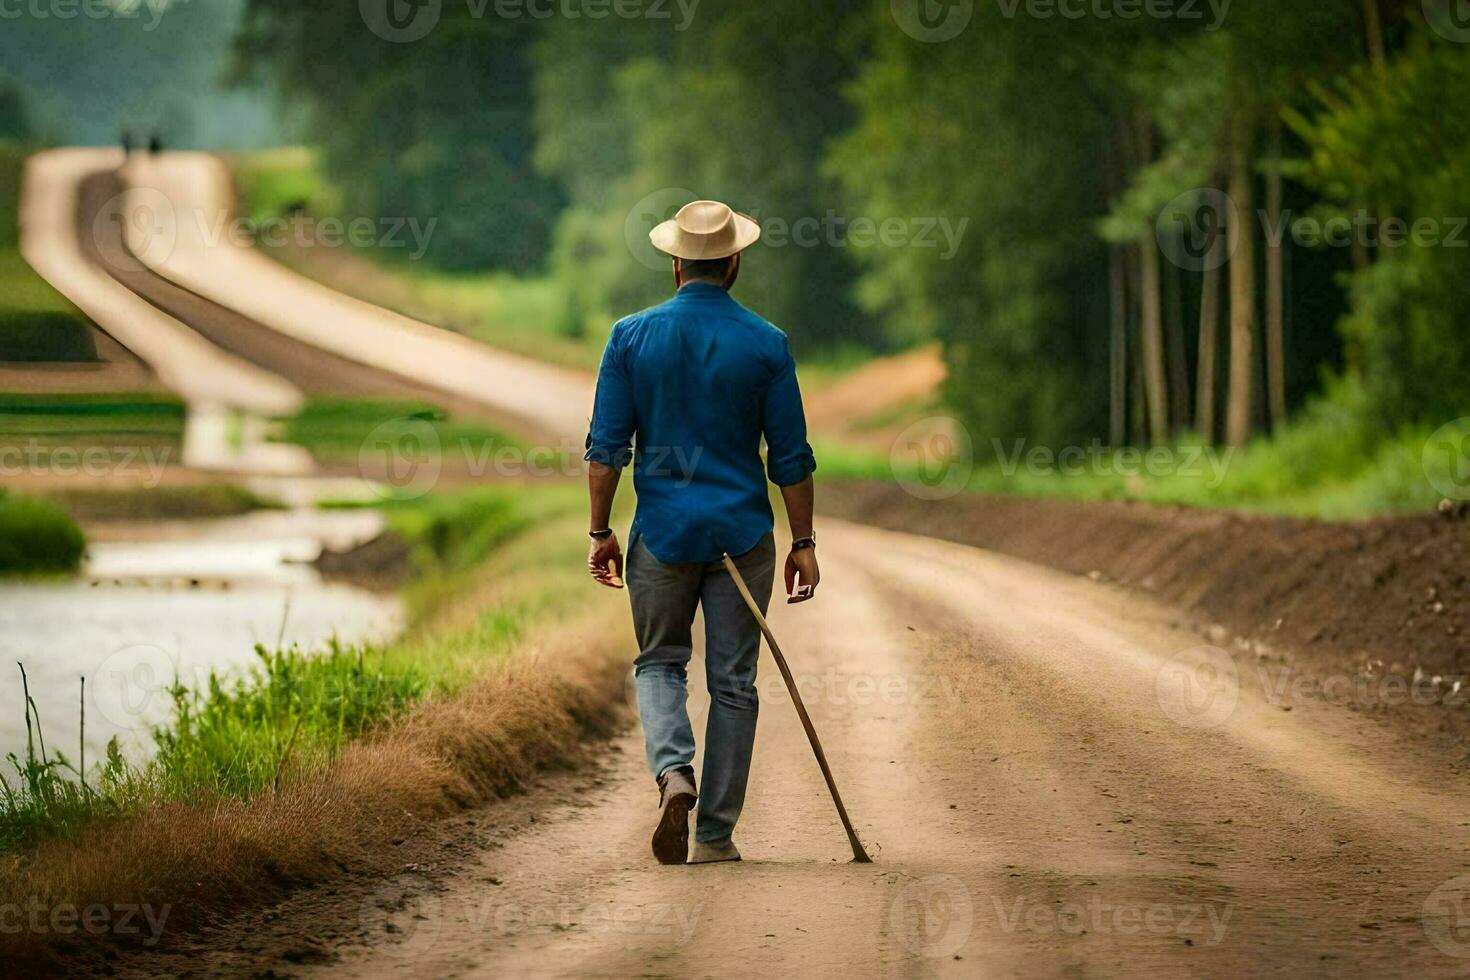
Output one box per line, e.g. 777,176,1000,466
133,520,1469,978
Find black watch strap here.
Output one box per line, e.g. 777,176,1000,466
791,536,816,551
589,528,614,539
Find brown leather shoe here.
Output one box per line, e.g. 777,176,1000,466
652,766,697,865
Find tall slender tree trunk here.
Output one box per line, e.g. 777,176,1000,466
1109,243,1128,448
1165,256,1190,432
1226,117,1257,448
1135,116,1169,444
1125,244,1146,448
1105,132,1129,448
1355,0,1386,272
1195,261,1221,441
1265,119,1287,432
1363,0,1386,69
1139,232,1170,444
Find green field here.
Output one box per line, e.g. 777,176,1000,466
279,396,522,463
0,142,97,362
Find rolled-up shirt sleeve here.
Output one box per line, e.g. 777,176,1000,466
584,324,636,469
762,337,817,486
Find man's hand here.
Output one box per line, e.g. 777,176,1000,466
588,532,624,589
784,547,819,603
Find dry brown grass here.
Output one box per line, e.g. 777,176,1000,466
1,619,628,974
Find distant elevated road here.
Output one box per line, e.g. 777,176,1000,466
119,153,594,447
19,148,304,420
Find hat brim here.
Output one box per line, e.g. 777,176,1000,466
649,211,761,260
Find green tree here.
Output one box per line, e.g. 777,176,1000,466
235,0,561,271
833,5,1130,450
0,75,33,141
1290,30,1470,428
536,1,877,350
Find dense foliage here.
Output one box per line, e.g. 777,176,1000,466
234,0,1468,453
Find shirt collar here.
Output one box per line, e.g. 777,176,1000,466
675,282,734,303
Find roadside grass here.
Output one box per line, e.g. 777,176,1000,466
0,393,523,481
398,270,607,371
40,483,282,522
0,393,185,465
277,396,522,464
0,488,86,574
226,146,342,227
0,483,597,856
818,391,1456,521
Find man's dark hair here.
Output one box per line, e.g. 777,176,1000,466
679,255,736,283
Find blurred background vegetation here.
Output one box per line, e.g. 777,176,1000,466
231,0,1470,480
3,0,1468,517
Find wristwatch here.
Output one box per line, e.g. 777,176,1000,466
589,528,614,540
791,535,816,551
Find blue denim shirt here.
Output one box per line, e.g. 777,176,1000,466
584,282,816,564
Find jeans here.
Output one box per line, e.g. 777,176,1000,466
627,533,775,844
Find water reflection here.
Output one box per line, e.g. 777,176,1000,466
0,509,403,763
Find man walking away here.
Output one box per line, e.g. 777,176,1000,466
584,200,820,865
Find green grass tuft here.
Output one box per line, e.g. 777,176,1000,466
0,488,86,575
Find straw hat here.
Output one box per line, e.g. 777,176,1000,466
649,200,761,260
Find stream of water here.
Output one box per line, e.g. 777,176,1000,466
0,509,403,765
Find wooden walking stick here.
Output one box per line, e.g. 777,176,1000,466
721,553,873,863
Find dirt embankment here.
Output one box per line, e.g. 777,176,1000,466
821,481,1470,681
